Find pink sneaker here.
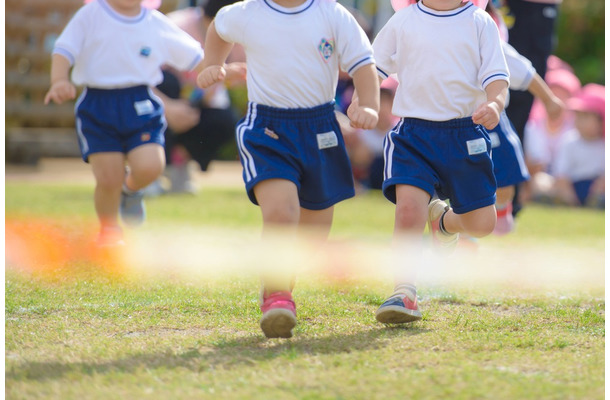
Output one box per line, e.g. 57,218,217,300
96,226,125,247
494,204,514,236
260,291,297,338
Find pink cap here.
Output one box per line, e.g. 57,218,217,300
391,0,488,12
380,76,399,92
547,55,574,73
545,68,582,96
84,0,161,9
568,84,605,119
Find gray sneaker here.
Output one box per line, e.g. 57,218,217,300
120,189,146,227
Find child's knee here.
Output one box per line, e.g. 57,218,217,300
464,217,496,237
262,203,300,225
395,202,427,230
131,162,165,183
460,207,496,237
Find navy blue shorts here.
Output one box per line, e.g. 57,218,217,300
75,85,166,162
236,102,355,210
489,111,530,188
382,117,496,214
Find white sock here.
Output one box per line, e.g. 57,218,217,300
393,283,417,301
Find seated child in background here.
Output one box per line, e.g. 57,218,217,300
538,84,605,208
523,68,580,178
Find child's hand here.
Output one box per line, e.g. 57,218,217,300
223,62,247,86
472,101,501,130
544,95,565,121
347,100,379,130
197,65,226,89
44,80,76,105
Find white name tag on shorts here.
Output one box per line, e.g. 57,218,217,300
317,131,338,150
134,99,154,116
466,138,487,155
489,132,501,148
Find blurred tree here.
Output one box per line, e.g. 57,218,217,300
554,0,604,85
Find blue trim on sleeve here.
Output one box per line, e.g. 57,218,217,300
347,57,374,75
187,53,203,71
52,47,75,66
376,66,389,79
482,73,509,87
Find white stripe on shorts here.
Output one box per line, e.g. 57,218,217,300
236,102,258,182
383,120,402,181
74,88,89,155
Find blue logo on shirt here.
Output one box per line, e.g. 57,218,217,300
318,38,334,63
140,46,152,57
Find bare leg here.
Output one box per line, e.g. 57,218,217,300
253,179,301,292
496,186,515,207
299,206,334,240
89,152,126,230
253,179,301,338
375,184,429,324
392,184,430,289
125,144,166,191
442,204,497,238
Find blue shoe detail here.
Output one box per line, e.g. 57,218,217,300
376,295,422,324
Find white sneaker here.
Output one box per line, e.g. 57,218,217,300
427,199,458,253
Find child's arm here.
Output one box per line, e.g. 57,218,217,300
472,80,508,130
528,73,565,121
44,54,76,105
347,64,380,130
196,21,235,89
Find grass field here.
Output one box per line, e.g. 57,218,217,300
5,181,605,399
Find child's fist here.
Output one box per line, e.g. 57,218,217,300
472,101,501,130
197,65,226,89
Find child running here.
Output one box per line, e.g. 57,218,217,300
197,0,379,338
44,0,204,246
371,0,509,323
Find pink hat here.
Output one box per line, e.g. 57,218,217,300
568,84,605,120
84,0,161,9
380,76,399,92
547,55,574,74
391,0,488,12
545,68,581,96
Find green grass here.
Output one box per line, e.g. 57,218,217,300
5,182,605,399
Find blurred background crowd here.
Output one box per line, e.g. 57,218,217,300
5,0,605,210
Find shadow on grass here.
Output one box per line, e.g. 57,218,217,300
7,325,429,382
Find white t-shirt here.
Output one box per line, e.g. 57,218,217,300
524,116,576,173
553,134,604,181
53,0,204,88
502,41,535,92
372,1,509,121
214,0,374,108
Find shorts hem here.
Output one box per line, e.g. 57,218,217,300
496,174,530,188
452,195,497,214
244,173,301,206
382,177,435,204
300,190,355,210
